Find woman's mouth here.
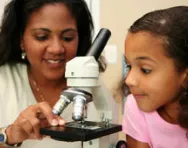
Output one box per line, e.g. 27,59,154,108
47,59,61,64
45,59,65,68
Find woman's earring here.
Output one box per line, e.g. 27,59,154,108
21,51,26,60
184,90,188,97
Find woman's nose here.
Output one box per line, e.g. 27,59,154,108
48,38,65,54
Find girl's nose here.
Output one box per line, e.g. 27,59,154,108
125,70,138,87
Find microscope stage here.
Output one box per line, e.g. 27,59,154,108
40,121,122,142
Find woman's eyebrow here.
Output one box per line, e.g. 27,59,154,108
31,28,77,34
31,28,50,32
61,28,77,34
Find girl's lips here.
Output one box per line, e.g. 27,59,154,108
133,94,146,99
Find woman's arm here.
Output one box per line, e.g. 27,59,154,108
126,135,150,148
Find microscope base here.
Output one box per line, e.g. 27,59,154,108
40,121,122,142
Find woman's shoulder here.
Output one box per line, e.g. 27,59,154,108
0,63,27,91
0,62,27,76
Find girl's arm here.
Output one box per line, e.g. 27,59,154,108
126,135,150,148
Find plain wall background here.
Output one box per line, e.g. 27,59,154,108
0,0,9,22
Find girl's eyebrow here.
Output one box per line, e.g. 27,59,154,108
124,56,157,65
136,56,157,63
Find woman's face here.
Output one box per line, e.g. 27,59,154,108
21,3,78,81
124,31,187,112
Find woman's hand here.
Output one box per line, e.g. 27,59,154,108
5,101,65,145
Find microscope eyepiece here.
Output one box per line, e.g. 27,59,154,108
86,28,111,60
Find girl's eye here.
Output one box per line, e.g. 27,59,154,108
124,63,131,69
141,68,152,74
123,64,131,77
125,64,131,70
124,64,131,74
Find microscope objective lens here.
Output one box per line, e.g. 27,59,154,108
72,95,86,121
52,95,70,115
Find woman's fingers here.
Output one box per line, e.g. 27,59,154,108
6,101,66,145
37,102,65,126
56,116,66,125
36,112,50,128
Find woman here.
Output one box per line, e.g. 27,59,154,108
0,0,105,147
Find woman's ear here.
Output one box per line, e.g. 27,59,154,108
20,36,24,51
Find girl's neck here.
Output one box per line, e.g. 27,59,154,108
157,101,180,124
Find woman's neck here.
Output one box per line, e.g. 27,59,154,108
28,66,66,88
27,67,67,106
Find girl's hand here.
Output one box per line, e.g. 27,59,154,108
5,101,65,145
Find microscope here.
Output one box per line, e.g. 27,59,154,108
40,28,122,148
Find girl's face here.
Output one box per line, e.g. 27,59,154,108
124,31,187,112
21,3,78,81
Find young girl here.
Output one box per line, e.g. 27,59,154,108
122,6,188,148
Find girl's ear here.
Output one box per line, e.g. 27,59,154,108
182,68,188,89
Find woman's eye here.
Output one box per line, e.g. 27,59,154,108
62,36,74,42
36,36,48,41
141,68,152,74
